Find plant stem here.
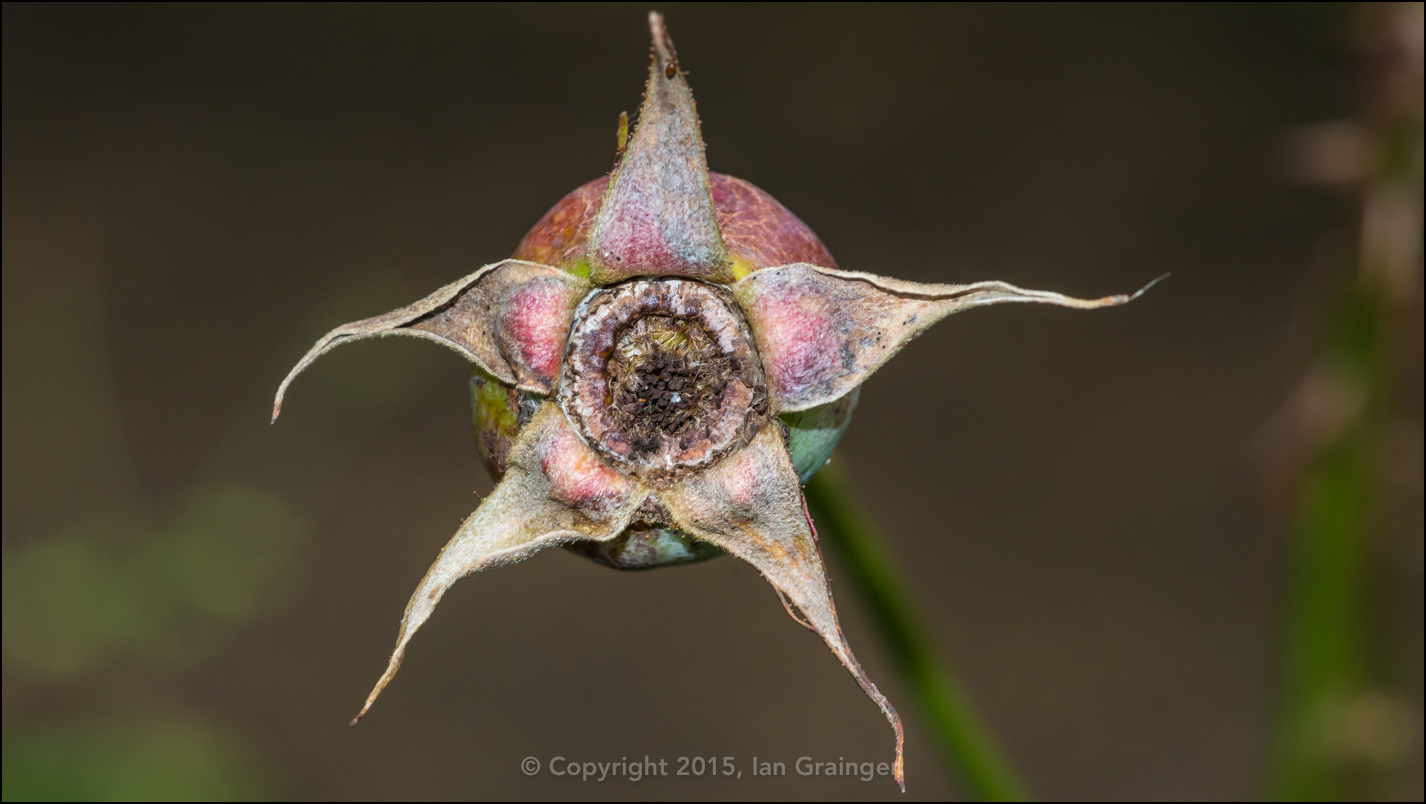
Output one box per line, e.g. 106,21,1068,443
1271,175,1417,800
805,462,1032,802
1270,5,1422,799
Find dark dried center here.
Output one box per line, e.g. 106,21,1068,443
605,315,733,456
558,278,767,484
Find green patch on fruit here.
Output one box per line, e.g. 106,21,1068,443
469,365,519,435
781,388,859,483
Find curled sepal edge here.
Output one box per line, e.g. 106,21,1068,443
736,263,1164,413
350,403,647,724
273,259,589,422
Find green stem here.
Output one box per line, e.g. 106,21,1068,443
805,462,1032,802
1273,417,1372,800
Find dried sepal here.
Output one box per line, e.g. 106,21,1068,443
588,12,731,285
660,423,905,791
737,263,1161,412
273,260,588,421
353,403,648,724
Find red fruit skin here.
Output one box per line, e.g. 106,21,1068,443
708,174,838,273
513,173,837,275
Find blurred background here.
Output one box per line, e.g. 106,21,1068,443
3,4,1420,800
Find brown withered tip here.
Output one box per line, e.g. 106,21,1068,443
648,11,678,77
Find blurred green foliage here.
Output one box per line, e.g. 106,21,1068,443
2,485,306,676
3,717,274,801
2,486,304,801
1271,4,1423,799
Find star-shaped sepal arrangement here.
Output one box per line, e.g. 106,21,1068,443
274,13,1155,791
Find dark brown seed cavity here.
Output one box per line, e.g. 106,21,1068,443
558,278,767,485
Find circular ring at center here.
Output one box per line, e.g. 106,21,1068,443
558,278,767,483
